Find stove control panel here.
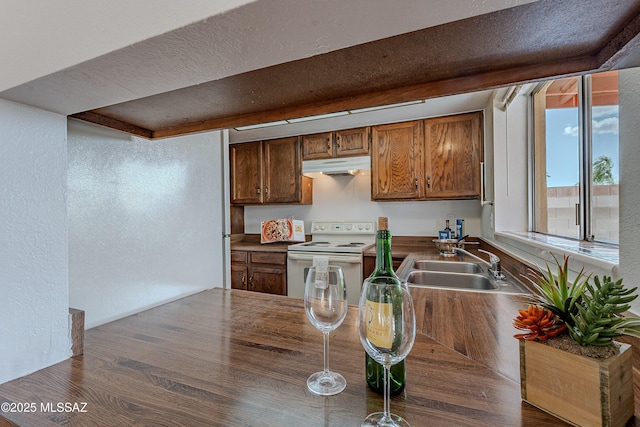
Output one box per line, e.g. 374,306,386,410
311,220,375,234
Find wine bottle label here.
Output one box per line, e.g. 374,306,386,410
365,300,393,349
312,256,329,289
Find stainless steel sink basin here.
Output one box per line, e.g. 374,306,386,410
412,260,482,274
406,271,498,291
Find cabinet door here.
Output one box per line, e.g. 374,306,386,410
263,137,303,203
248,266,287,295
231,264,248,290
424,112,483,199
230,251,248,290
230,141,263,204
335,127,370,157
371,121,424,200
302,132,334,160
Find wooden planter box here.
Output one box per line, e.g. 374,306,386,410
519,339,634,427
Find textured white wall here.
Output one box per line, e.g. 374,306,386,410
67,121,225,328
619,67,640,313
0,99,70,384
245,173,483,237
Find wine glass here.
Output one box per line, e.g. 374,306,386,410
358,276,416,427
304,265,349,396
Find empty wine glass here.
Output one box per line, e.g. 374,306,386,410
304,265,349,396
358,276,416,427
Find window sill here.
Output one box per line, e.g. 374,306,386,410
491,231,619,279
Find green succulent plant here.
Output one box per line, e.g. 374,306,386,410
519,254,640,348
568,275,640,346
523,254,591,328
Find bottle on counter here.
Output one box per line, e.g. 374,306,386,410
456,219,464,240
444,219,453,239
364,216,406,395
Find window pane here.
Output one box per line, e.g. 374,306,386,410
534,76,581,239
590,71,619,244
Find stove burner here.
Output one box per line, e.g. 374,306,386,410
304,241,330,247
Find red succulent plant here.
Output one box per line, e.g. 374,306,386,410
513,304,567,341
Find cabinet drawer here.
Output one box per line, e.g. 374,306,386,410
302,132,334,160
231,251,248,264
250,251,287,266
335,127,370,157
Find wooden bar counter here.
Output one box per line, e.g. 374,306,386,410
0,287,576,426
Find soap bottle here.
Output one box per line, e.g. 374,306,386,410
364,217,406,395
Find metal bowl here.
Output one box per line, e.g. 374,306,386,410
432,239,460,257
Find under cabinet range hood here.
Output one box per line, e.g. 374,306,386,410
302,155,370,177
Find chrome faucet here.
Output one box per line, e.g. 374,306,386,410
455,247,506,280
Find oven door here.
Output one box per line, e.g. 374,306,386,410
287,252,363,305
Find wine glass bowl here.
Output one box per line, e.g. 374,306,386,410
358,276,416,427
304,265,349,396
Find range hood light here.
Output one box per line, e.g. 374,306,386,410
302,155,370,177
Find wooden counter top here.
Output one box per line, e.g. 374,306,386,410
230,233,301,252
0,288,575,426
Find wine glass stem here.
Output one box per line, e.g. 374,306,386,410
323,331,330,375
383,363,392,420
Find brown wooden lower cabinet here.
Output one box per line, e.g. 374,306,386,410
363,254,404,279
231,250,287,295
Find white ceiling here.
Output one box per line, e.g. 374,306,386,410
0,0,538,116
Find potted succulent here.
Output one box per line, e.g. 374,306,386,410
514,255,640,427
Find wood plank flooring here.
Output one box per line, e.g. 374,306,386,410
0,288,618,426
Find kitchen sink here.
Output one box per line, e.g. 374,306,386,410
412,260,483,274
406,271,497,291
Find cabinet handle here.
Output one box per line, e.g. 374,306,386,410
242,275,246,286
248,274,254,289
414,177,419,190
256,187,261,195
265,186,269,195
426,176,431,189
335,135,340,148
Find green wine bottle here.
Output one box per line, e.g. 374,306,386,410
365,217,406,395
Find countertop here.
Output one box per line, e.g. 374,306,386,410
230,233,300,252
232,234,454,256
0,287,575,426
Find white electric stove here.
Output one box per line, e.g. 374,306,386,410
287,220,376,305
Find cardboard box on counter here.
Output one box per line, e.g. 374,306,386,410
260,219,305,244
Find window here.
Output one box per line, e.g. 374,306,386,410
532,71,619,244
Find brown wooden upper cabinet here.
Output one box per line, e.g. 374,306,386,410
302,127,370,160
424,112,483,199
230,136,312,205
371,111,483,201
371,121,424,200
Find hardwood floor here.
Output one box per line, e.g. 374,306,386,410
0,288,608,426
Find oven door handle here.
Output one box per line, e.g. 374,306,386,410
287,253,362,264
